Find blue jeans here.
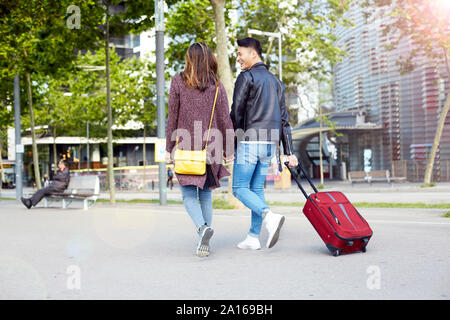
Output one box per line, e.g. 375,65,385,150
232,142,276,236
181,185,213,229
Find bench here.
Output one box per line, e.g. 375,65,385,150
44,175,100,210
349,170,407,185
348,171,369,184
368,170,391,184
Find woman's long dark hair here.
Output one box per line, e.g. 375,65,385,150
181,42,219,91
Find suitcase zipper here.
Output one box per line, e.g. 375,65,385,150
325,192,357,230
328,207,341,225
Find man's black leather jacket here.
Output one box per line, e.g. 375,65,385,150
51,167,70,191
230,62,294,155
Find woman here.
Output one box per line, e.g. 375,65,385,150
165,42,234,257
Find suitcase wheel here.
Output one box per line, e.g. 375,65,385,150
361,238,368,252
332,250,340,257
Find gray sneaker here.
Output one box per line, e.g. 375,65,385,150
196,225,214,257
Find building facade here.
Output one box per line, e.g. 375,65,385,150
331,0,450,181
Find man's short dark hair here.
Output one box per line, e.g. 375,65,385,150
237,37,262,59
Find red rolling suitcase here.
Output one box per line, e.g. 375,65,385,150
285,162,373,256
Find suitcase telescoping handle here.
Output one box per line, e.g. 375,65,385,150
284,161,318,201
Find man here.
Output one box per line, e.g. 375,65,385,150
21,159,70,209
230,37,298,250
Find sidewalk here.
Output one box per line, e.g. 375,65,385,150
2,179,450,204
0,200,449,299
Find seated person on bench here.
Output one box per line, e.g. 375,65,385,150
21,159,70,209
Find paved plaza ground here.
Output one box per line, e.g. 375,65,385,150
0,181,449,300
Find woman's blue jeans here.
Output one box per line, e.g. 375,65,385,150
232,142,276,236
181,185,212,230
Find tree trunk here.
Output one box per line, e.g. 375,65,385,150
210,0,234,103
26,72,42,189
423,93,450,185
0,137,4,186
210,0,242,208
105,6,115,204
78,144,81,170
423,47,450,186
53,127,57,174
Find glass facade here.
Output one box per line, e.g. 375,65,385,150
333,1,450,181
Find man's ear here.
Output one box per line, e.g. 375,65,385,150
251,49,258,59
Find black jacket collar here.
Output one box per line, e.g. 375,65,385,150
249,61,267,70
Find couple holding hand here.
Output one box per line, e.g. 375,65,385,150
165,37,298,257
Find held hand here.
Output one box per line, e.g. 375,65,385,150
285,154,298,167
223,153,235,163
165,152,173,164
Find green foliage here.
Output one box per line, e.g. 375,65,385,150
212,196,236,209
41,47,157,139
235,0,351,86
420,182,436,188
166,0,349,87
166,0,235,73
0,0,103,77
0,79,14,134
1,0,351,149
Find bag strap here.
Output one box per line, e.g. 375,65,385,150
205,85,220,150
176,84,219,149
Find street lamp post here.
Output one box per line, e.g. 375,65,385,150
155,0,167,205
248,29,282,81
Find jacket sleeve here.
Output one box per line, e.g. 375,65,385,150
230,72,251,131
166,76,180,153
279,82,294,155
216,83,235,158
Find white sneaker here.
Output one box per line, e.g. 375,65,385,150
237,234,261,250
264,210,285,248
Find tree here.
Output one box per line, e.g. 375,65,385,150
235,0,349,89
0,0,103,189
209,0,241,207
210,0,235,102
2,0,182,202
165,0,240,206
362,0,450,186
166,0,235,83
95,0,179,204
43,46,157,180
